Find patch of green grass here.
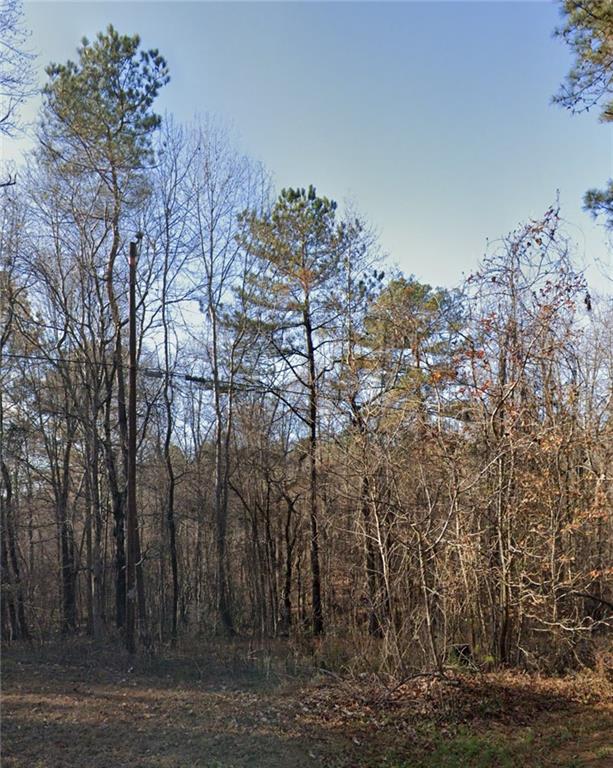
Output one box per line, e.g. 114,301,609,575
546,724,574,747
384,727,542,768
425,732,533,768
595,745,613,758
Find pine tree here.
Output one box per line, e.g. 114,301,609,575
555,0,613,225
240,186,361,634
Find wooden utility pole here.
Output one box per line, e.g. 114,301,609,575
126,241,138,654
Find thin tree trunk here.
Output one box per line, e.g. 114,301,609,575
304,306,324,635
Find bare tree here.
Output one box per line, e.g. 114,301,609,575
0,0,35,187
188,118,269,635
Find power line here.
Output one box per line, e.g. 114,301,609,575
1,351,468,409
1,350,266,393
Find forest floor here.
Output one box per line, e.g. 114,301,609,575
1,639,612,768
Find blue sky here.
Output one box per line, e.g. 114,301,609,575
5,1,612,289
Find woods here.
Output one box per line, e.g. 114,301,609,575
1,15,611,680
1,5,612,768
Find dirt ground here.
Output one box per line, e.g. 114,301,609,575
1,640,612,768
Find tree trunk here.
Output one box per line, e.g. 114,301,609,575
57,438,77,633
304,306,324,635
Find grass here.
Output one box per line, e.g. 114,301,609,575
1,639,611,767
417,730,532,768
382,727,575,768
